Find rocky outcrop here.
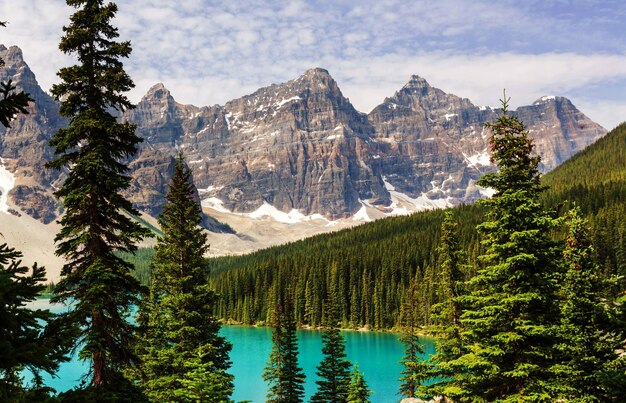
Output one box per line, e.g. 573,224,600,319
0,45,607,223
0,45,66,223
126,69,387,219
367,76,605,208
127,71,604,220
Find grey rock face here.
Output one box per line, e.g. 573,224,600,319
0,46,607,223
126,68,385,219
0,45,65,223
127,72,605,219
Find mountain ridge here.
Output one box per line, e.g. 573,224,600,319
0,44,607,225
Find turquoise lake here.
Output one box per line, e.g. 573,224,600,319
26,299,435,402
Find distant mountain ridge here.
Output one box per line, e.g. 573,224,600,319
0,44,607,224
124,68,605,220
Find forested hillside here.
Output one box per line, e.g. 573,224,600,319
207,122,626,329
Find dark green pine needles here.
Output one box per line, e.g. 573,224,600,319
425,210,466,398
46,0,150,394
134,155,233,401
312,293,352,403
263,297,306,403
0,244,74,400
452,95,563,401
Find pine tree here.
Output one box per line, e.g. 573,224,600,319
263,296,305,402
312,293,352,403
135,154,233,401
46,0,151,392
173,346,232,403
427,210,466,398
399,276,430,399
452,94,563,400
554,208,620,401
0,244,73,400
347,364,372,403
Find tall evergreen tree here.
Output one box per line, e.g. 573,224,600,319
135,154,233,401
452,95,563,401
554,208,620,401
312,293,352,403
347,364,372,403
263,296,306,402
399,276,430,399
426,210,466,398
47,0,150,392
0,244,73,400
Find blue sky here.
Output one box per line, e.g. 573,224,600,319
2,0,626,128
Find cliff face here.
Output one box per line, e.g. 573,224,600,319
0,45,65,223
0,46,607,223
366,77,605,210
126,68,386,219
127,71,604,220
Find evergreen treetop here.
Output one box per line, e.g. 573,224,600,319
46,0,150,391
426,209,466,399
453,95,563,401
263,296,305,403
347,364,372,403
312,292,352,403
135,154,232,401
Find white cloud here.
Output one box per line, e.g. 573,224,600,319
1,0,625,129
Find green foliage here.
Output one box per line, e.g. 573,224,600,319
552,208,622,401
398,277,430,399
134,154,233,401
208,205,483,330
263,296,305,402
426,210,466,398
453,96,563,401
0,79,32,128
0,244,73,400
312,293,352,403
173,347,233,403
347,364,372,403
116,247,154,285
46,0,150,389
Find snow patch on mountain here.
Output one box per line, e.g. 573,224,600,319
201,197,232,213
0,160,15,213
352,203,372,222
463,150,492,167
383,177,451,214
246,202,333,225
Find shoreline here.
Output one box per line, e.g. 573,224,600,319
33,295,432,338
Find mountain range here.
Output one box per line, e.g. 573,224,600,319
0,44,608,278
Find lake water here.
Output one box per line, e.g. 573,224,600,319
26,299,435,402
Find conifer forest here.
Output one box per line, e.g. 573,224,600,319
1,1,626,402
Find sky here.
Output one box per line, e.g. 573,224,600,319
2,0,626,129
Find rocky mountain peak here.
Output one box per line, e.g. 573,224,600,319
0,45,24,63
146,82,171,97
0,45,40,94
0,45,609,227
403,74,431,90
301,67,331,78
